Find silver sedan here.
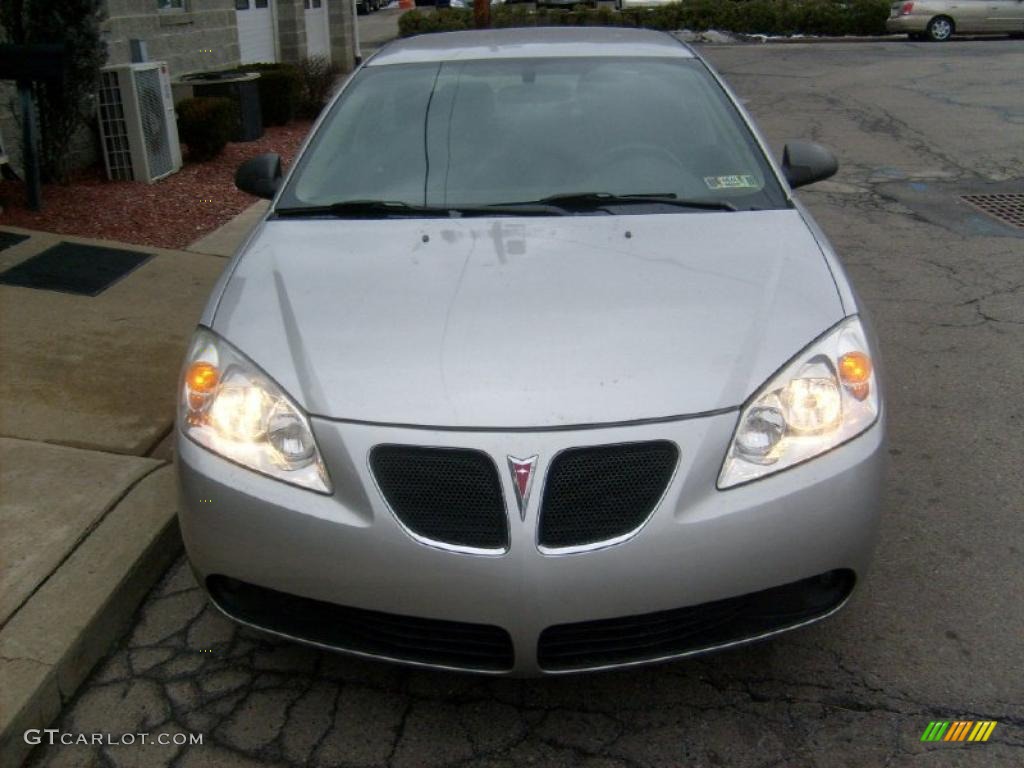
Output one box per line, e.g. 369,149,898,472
176,28,886,676
887,0,1024,41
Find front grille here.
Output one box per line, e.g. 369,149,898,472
537,570,856,671
208,576,514,672
538,441,678,549
370,446,508,551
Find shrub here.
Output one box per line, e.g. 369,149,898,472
240,62,302,126
176,96,239,161
399,7,472,37
397,0,890,38
296,56,344,118
1,0,106,182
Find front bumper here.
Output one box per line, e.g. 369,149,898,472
177,410,885,676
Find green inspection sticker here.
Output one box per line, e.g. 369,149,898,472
704,174,759,190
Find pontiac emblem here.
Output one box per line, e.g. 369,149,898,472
507,455,538,521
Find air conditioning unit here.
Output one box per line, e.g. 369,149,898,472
97,62,182,183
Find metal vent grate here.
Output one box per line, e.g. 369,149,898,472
97,70,133,180
133,67,173,179
962,194,1024,229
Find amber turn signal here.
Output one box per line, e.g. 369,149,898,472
838,352,871,400
186,361,219,411
187,361,219,391
838,352,871,383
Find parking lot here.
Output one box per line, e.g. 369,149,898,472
26,39,1024,768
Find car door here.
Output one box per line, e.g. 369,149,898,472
946,0,990,32
986,0,1024,30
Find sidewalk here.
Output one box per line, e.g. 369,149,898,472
0,205,262,767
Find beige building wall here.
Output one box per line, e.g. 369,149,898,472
102,0,241,76
327,0,357,69
0,0,354,177
276,1,308,63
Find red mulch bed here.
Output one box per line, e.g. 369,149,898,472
0,120,312,250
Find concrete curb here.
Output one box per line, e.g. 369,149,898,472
694,33,1016,45
729,34,909,45
186,199,269,258
0,465,182,768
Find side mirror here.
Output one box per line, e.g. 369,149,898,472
235,153,282,199
781,141,838,189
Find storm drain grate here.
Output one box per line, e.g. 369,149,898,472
0,242,152,296
961,194,1024,230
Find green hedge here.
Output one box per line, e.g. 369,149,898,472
176,96,239,161
398,0,890,38
241,62,302,126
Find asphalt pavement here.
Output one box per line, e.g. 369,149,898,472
23,39,1024,768
357,5,405,59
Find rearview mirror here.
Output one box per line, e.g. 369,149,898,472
235,153,282,199
781,141,838,189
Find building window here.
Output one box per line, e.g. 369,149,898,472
256,0,269,7
157,0,185,10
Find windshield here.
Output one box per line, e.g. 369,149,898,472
277,57,788,215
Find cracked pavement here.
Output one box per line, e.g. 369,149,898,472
25,40,1024,768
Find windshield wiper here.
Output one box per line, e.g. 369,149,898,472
273,194,736,219
275,200,451,218
274,200,567,218
503,192,737,213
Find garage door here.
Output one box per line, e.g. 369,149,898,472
304,0,331,60
236,0,276,64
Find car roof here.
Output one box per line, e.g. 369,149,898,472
368,27,696,66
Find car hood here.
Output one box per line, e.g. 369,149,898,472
211,211,844,428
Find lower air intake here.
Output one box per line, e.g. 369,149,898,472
208,576,515,672
537,570,855,671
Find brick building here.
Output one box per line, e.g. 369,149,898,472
1,0,356,174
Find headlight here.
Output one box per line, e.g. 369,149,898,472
719,316,880,489
178,328,332,494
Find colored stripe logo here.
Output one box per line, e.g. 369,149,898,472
921,721,997,742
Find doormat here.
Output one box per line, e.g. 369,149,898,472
0,231,28,251
0,241,152,296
